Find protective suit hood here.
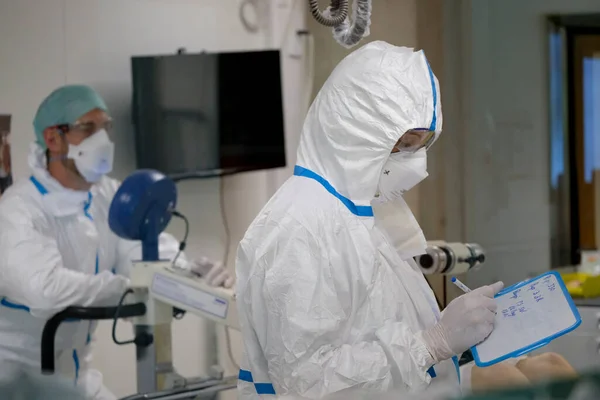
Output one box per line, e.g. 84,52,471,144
296,41,442,208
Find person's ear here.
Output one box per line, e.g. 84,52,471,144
43,127,64,153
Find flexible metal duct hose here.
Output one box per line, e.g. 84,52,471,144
308,0,349,27
331,0,372,48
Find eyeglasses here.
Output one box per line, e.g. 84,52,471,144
56,119,113,137
393,128,436,153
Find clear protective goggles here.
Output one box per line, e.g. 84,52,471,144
56,119,114,139
392,128,436,153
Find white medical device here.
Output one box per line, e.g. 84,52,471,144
109,260,240,399
39,170,238,400
105,170,239,398
415,241,486,275
129,261,238,330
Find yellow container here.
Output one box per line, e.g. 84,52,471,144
561,272,600,298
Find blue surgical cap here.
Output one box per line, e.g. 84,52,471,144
33,84,109,149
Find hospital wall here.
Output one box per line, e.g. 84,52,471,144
0,0,307,397
441,0,600,301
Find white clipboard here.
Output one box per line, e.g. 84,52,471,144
471,271,581,367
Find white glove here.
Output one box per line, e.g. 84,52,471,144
420,281,504,363
189,257,235,288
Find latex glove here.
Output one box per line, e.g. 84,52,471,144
420,281,504,363
189,257,235,288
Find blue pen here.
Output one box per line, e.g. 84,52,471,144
451,277,472,293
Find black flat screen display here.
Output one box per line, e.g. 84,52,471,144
131,50,286,179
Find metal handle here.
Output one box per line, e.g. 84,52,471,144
118,377,237,400
41,303,146,375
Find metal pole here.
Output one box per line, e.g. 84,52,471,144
136,325,158,393
136,324,175,394
120,378,236,400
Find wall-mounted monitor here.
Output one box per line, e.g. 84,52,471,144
131,49,286,179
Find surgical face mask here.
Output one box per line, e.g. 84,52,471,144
67,129,114,183
374,149,428,203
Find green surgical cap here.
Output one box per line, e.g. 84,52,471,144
33,84,108,150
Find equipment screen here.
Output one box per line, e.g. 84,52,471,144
131,50,286,179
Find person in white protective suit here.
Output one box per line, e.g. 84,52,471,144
235,41,505,399
0,85,235,400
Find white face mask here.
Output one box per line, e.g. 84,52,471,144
67,129,114,183
374,149,428,204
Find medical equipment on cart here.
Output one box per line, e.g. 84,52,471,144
41,170,238,400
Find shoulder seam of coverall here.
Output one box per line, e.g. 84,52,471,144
292,172,376,219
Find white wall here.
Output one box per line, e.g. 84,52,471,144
0,0,308,397
441,0,600,296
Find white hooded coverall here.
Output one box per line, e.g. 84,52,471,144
235,41,459,399
0,143,187,400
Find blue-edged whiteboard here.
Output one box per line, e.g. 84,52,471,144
471,271,581,368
